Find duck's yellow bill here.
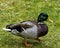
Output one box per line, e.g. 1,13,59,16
48,18,53,23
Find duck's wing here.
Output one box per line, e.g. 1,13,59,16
10,22,33,29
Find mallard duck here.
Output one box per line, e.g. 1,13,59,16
3,13,53,46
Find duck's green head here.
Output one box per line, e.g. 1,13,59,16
38,13,48,22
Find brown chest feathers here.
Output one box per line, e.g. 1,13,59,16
37,24,48,37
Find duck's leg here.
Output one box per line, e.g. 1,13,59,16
35,37,41,42
24,38,33,47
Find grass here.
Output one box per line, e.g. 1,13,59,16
0,0,60,48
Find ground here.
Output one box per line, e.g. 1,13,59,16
0,0,60,48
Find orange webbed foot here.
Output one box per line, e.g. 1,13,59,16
35,38,41,42
24,38,33,47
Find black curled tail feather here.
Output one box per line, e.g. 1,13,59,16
6,24,23,32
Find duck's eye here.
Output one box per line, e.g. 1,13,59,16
40,16,46,19
43,17,46,19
